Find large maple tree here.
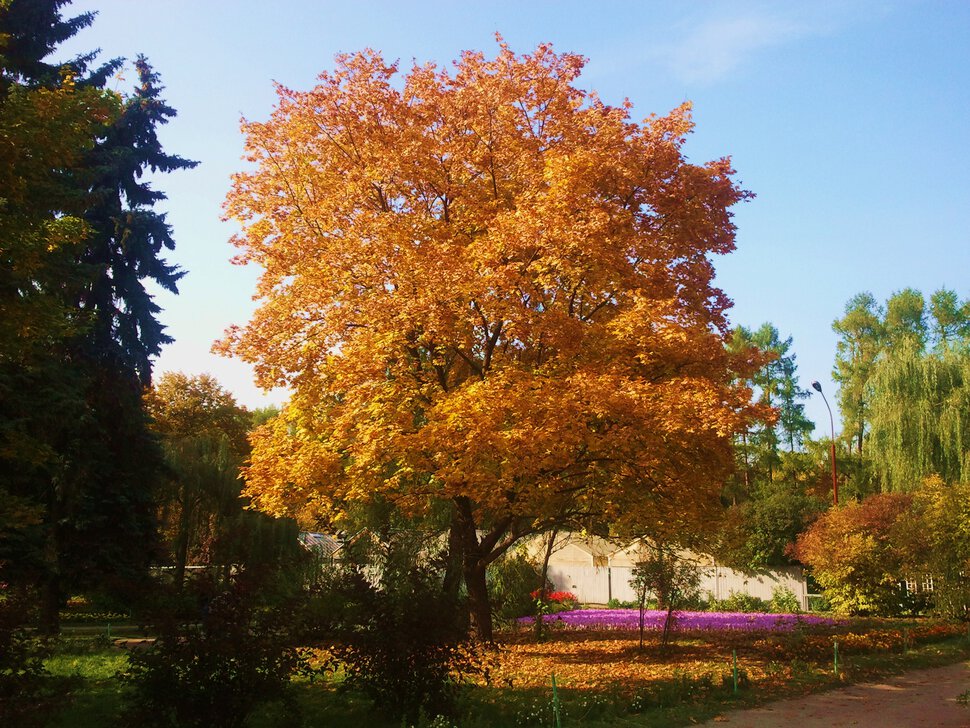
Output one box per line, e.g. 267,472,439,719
220,42,757,638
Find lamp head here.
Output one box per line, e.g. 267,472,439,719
811,380,823,393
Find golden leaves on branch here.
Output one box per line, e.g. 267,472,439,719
221,40,755,535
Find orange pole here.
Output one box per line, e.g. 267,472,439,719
830,439,838,505
812,381,838,505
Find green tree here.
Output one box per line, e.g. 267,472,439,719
725,326,760,498
77,56,197,385
0,2,119,629
867,345,970,491
146,374,250,589
0,1,195,631
43,55,195,632
719,323,820,572
776,340,814,452
728,323,812,487
832,292,885,455
929,288,970,351
146,374,300,589
718,476,824,570
0,77,114,480
833,287,970,496
884,288,927,351
630,544,700,651
0,0,118,91
750,323,784,478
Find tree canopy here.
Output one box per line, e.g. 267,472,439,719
220,42,757,637
146,373,299,589
833,287,970,491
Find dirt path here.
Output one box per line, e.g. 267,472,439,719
699,661,970,727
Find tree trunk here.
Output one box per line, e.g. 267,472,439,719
174,483,194,592
660,603,676,652
535,527,559,639
538,527,558,597
442,510,465,602
638,600,646,651
40,481,62,635
740,430,749,502
39,571,61,635
463,556,492,642
453,496,494,641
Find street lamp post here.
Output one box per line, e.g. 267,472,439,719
811,380,838,505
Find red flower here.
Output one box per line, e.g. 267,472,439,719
531,590,577,603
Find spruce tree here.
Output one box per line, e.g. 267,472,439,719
78,56,197,382
0,1,196,631
49,61,197,632
0,0,118,89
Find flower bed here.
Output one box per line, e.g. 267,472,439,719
529,590,577,604
518,608,838,631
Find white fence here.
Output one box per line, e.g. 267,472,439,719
547,563,809,611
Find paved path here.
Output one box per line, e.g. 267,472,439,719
699,661,970,727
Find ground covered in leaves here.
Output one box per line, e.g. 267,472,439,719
488,615,967,693
29,614,970,728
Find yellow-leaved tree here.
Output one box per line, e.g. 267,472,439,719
219,41,758,638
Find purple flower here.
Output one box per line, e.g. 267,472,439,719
517,609,838,631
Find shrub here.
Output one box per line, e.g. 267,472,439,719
793,493,912,615
769,586,801,614
309,534,485,723
487,552,542,622
711,591,769,613
631,547,700,651
807,593,832,613
123,572,310,728
608,598,643,609
0,592,48,727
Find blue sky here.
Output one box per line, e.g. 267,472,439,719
60,1,970,433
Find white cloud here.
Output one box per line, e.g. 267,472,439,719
658,12,808,84
613,0,892,84
585,1,889,87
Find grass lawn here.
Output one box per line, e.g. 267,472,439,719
23,615,970,727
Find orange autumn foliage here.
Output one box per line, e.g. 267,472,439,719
218,40,758,633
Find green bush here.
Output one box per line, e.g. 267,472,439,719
769,586,801,614
807,593,832,613
487,552,543,622
123,572,310,728
711,592,769,613
681,591,713,611
0,593,48,727
309,534,484,724
607,598,641,609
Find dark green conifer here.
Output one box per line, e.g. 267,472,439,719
0,1,196,632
